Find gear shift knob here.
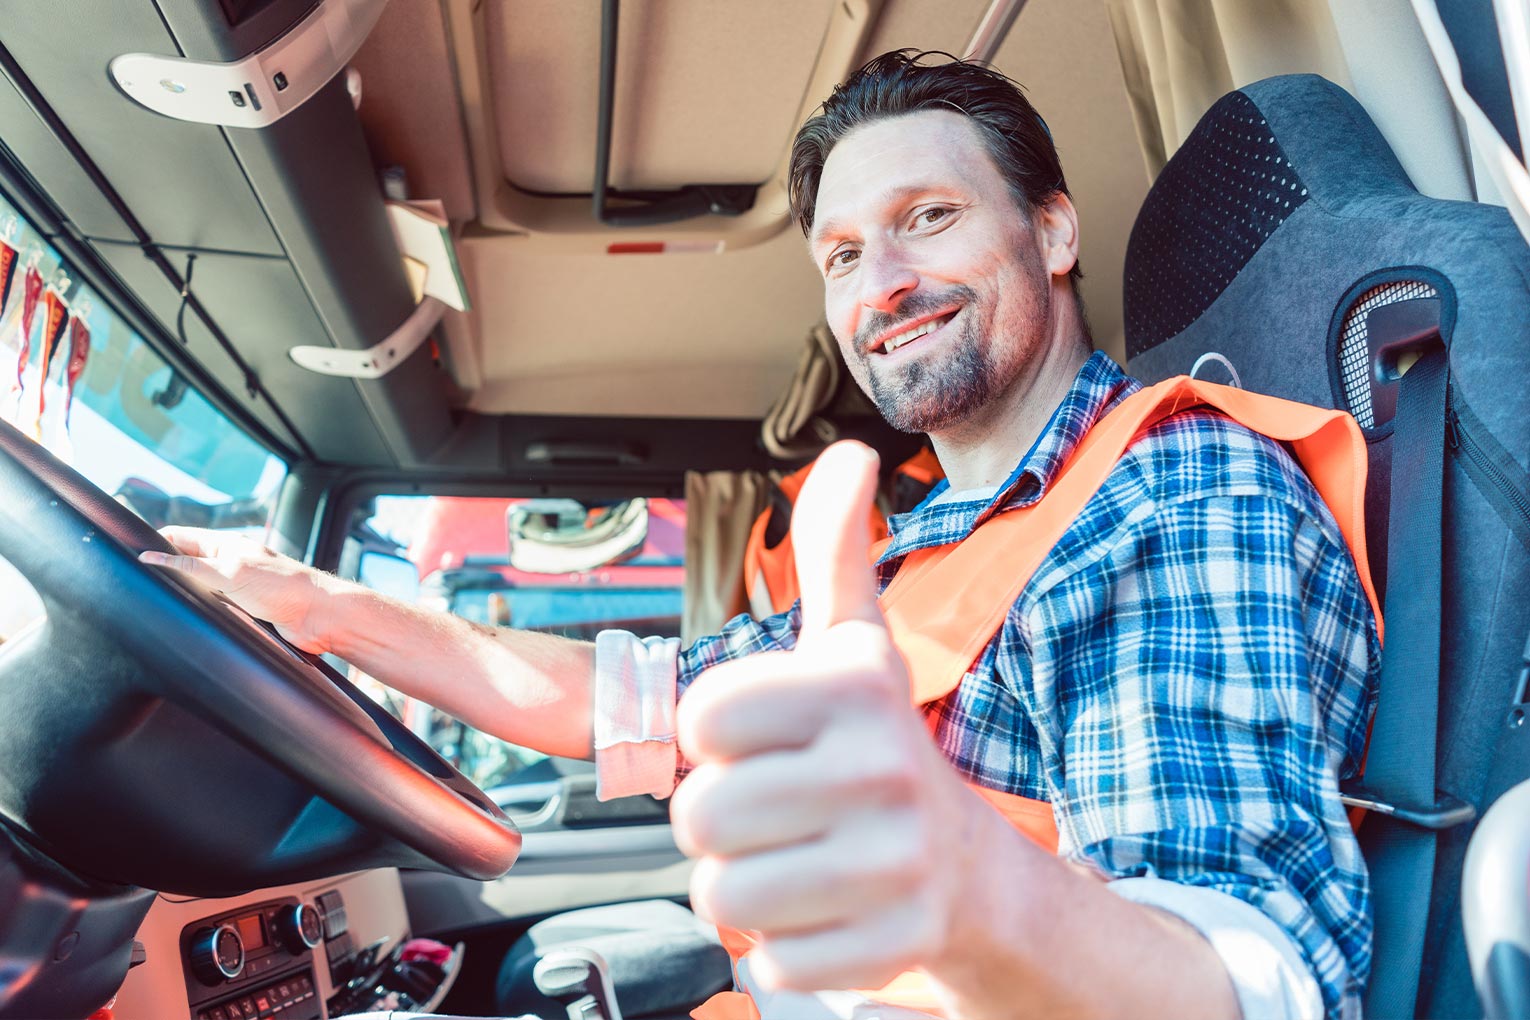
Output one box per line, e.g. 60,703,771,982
533,946,624,1020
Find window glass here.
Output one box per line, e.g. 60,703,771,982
0,195,287,640
343,494,685,801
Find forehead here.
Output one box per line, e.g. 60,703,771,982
813,109,1003,237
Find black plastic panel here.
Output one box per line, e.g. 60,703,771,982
92,239,394,465
157,0,322,63
220,76,454,466
0,831,154,1020
0,1,283,253
0,70,134,242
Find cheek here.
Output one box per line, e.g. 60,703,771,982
825,294,859,350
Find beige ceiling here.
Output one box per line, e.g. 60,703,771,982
486,0,839,192
355,0,1150,419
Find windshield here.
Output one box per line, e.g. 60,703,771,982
0,192,287,638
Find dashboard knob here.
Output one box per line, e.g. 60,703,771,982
275,903,324,952
191,924,244,985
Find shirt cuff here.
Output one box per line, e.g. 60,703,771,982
1106,877,1326,1020
593,630,681,801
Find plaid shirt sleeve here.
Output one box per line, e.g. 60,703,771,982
674,602,804,776
1008,487,1378,1020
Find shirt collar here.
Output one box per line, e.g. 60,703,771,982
880,351,1139,562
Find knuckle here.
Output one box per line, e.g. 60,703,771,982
842,739,920,798
695,861,752,929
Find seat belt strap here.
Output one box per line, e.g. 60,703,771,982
1360,347,1450,1018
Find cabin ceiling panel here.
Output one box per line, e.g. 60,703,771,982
488,0,836,193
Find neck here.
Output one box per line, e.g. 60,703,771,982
927,284,1092,492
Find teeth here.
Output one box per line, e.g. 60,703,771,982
882,314,950,353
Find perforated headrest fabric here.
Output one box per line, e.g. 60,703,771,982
1126,91,1311,355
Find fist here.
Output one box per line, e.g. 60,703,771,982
671,442,969,993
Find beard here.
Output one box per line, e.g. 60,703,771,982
850,285,1001,434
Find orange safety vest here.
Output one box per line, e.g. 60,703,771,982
744,450,945,618
694,377,1382,1020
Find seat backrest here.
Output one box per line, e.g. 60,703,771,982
1123,74,1530,1018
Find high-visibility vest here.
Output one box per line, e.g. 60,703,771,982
743,449,945,619
693,376,1381,1020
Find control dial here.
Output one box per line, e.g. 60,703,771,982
276,902,324,952
191,924,244,985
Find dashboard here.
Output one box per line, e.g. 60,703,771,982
110,869,461,1020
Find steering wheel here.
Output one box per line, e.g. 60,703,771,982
0,415,520,895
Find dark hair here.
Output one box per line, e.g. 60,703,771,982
788,49,1082,284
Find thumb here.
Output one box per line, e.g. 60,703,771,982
792,441,882,633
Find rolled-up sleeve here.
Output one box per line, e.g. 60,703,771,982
595,604,805,800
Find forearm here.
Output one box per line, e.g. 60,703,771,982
927,795,1239,1020
314,575,597,760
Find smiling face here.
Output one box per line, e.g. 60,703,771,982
810,110,1056,436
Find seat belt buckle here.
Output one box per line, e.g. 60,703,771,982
1340,783,1477,830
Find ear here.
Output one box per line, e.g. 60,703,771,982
1035,191,1080,279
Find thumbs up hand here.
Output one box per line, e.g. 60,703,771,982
672,441,978,994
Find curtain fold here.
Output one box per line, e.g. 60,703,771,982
682,469,771,644
1105,0,1352,178
1410,0,1530,246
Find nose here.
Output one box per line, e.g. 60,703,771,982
857,240,919,315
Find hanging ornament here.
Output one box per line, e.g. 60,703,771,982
0,241,16,318
32,289,70,432
63,310,91,429
13,265,42,397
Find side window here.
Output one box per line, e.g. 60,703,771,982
0,196,286,644
341,494,684,819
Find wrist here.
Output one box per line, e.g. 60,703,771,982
924,789,1049,1002
291,569,352,656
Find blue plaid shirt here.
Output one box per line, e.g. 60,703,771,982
679,352,1380,1019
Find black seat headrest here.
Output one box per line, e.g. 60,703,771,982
1124,73,1527,453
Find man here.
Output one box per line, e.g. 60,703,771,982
145,51,1378,1020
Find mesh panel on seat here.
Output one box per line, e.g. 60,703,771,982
1335,280,1440,428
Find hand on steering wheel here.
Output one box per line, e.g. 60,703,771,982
140,527,335,654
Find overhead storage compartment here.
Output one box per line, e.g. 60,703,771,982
0,0,459,469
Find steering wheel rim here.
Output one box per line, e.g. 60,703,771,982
0,415,520,892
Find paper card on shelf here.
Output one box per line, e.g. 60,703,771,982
385,199,470,312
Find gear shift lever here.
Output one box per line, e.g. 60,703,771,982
533,946,624,1020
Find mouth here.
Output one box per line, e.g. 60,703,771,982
870,309,959,356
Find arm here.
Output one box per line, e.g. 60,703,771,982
671,446,1376,1020
670,446,1244,1019
142,527,598,760
1003,491,1378,1019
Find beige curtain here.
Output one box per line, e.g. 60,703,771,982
760,321,877,460
682,469,772,644
1105,0,1354,178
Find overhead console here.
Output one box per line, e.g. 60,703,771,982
0,0,457,469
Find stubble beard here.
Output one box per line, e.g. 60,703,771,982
854,284,1022,435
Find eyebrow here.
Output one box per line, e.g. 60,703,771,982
810,182,949,250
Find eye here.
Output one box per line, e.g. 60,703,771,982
911,205,954,230
825,247,860,274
